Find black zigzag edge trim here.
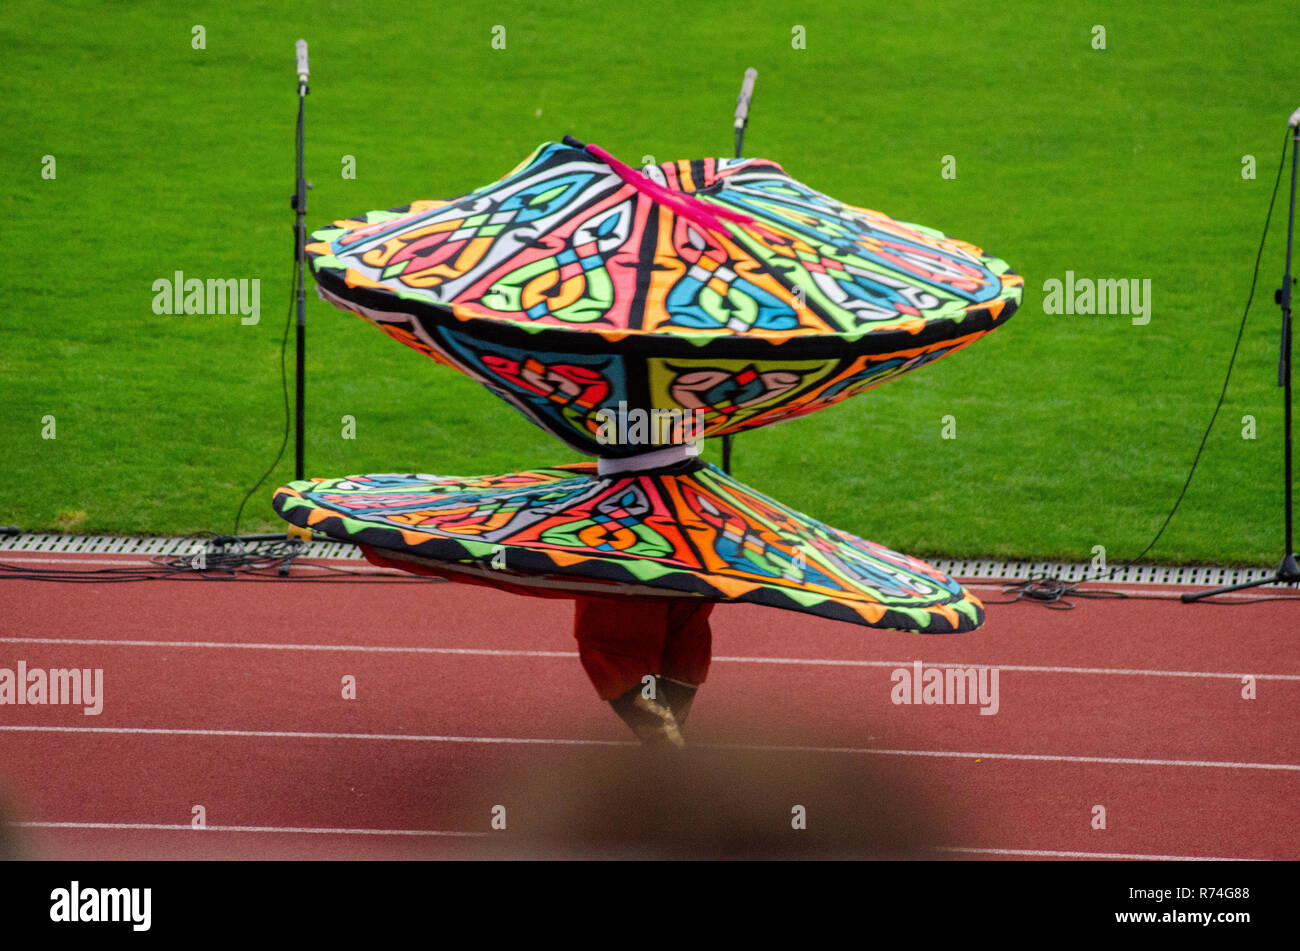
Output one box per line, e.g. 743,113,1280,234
310,253,1020,363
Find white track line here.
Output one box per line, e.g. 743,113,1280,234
1,725,1294,772
0,636,575,659
9,821,486,837
2,636,1295,682
0,724,631,747
714,656,1300,681
3,824,1264,859
930,846,1259,861
693,742,1300,772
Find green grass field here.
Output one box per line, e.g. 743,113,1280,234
1,0,1296,565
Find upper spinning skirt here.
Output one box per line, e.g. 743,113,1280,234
305,139,1022,457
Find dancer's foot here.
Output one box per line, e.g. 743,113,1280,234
657,676,699,728
609,684,685,749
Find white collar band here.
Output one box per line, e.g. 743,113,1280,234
596,443,701,476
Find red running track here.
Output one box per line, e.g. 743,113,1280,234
0,552,1296,860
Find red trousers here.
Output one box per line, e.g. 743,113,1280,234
572,595,714,701
360,547,713,701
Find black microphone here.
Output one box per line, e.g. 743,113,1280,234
296,39,309,89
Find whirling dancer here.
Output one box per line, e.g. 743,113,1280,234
274,139,1021,745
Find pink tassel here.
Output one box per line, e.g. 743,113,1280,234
585,143,773,241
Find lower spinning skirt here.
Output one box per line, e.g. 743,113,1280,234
272,461,983,634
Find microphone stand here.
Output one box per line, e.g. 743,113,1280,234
292,49,309,486
720,68,757,476
217,44,314,573
1183,117,1300,601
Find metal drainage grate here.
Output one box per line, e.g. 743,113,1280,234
0,535,1295,587
928,558,1297,589
0,533,366,561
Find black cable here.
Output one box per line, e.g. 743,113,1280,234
231,257,296,535
0,534,446,585
1116,128,1289,570
982,575,1297,608
232,95,312,536
1000,128,1293,609
982,576,1083,609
